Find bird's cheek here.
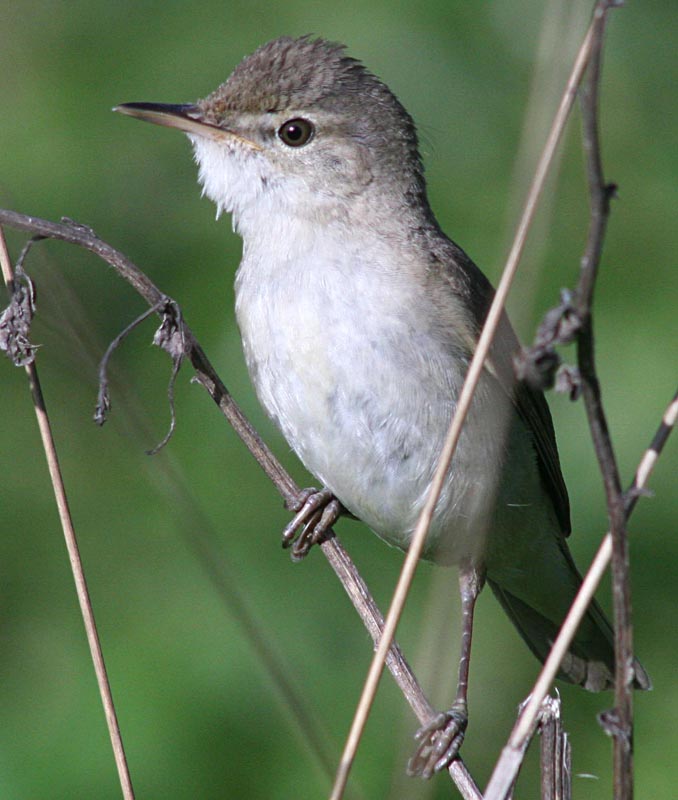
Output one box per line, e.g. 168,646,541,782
314,145,373,198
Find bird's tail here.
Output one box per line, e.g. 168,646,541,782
487,572,651,691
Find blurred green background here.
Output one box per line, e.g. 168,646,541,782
1,1,675,798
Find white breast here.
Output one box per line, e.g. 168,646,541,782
233,208,528,564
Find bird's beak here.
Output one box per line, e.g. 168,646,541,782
114,102,261,150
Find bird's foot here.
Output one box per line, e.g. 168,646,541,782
407,706,468,779
282,487,343,561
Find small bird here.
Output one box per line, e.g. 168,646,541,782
116,36,650,777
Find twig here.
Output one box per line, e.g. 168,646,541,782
0,208,480,799
94,296,185,454
0,226,136,800
94,298,166,425
329,10,599,799
575,5,637,797
510,0,638,793
486,3,643,798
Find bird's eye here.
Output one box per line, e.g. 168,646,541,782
277,118,314,147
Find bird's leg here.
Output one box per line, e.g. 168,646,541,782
282,487,344,561
408,564,485,779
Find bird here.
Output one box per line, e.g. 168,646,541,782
115,35,650,777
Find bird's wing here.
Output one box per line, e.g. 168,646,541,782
438,239,571,535
481,303,571,536
512,370,571,535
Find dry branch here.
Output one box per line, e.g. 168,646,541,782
576,7,636,795
517,0,638,794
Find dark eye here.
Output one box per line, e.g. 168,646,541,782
277,118,314,147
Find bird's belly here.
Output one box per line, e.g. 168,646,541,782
258,362,456,552
235,261,526,565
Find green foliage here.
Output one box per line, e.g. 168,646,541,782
1,2,675,798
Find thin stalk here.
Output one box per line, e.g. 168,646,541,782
0,227,135,800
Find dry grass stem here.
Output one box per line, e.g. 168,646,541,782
539,696,571,800
0,227,135,800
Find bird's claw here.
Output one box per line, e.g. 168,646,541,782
407,707,468,779
282,487,343,561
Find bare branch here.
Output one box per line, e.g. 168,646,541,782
512,1,640,792
576,6,637,796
